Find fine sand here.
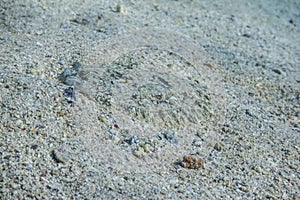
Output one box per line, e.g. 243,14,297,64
1,0,299,199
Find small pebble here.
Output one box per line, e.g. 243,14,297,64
15,119,24,129
163,130,178,144
181,155,205,169
240,186,249,192
272,68,282,75
214,142,224,151
10,183,18,189
133,146,145,158
115,4,127,14
58,60,65,65
63,87,76,104
125,136,139,145
31,144,38,150
52,147,71,163
59,62,82,86
192,139,202,147
112,135,121,143
98,115,106,122
289,164,297,170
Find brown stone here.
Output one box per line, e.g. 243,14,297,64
181,155,205,169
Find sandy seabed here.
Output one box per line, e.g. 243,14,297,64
0,0,299,199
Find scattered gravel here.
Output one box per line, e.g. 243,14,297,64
1,0,299,199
